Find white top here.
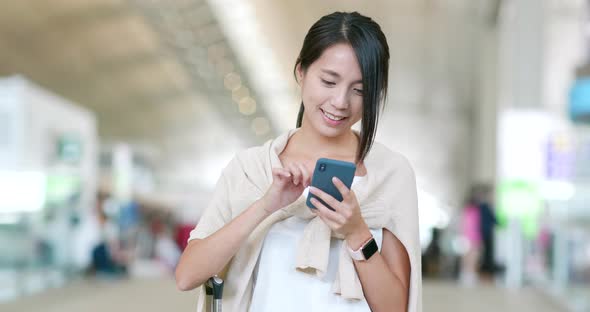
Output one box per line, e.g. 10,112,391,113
249,177,383,312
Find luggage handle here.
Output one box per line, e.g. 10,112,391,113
205,275,224,312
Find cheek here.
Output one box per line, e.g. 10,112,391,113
350,99,363,121
302,83,328,109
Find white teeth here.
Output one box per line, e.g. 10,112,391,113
323,110,345,121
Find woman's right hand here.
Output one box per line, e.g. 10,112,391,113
176,163,310,291
261,162,311,214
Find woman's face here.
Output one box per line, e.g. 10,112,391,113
297,43,364,138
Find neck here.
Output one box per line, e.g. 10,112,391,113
293,123,359,160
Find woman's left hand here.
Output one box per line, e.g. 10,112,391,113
308,177,371,244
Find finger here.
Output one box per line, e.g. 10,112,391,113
271,169,292,186
332,177,351,200
296,162,310,187
272,167,291,179
288,163,303,185
272,167,290,176
282,164,295,183
310,197,346,224
309,186,342,213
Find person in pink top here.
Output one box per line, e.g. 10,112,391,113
460,188,482,286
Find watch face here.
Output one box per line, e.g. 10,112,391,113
362,238,379,260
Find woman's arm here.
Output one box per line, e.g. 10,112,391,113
175,198,272,291
309,178,412,311
175,165,311,291
347,227,410,312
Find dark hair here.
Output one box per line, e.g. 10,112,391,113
294,12,390,163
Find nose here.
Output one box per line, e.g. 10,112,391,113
330,87,349,110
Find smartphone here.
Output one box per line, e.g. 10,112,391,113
306,158,356,210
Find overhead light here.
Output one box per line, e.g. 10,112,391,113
238,97,256,115
232,86,249,103
224,72,242,91
208,0,298,132
251,117,270,136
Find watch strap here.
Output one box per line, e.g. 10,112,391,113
347,235,377,261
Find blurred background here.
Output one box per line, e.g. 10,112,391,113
0,0,588,311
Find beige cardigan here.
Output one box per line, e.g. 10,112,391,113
189,129,422,312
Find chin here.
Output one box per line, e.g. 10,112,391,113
314,121,351,138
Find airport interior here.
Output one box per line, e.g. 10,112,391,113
0,0,589,311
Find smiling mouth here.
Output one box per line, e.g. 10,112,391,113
320,109,347,121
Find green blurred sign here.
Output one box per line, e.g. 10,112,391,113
45,174,81,205
497,179,542,239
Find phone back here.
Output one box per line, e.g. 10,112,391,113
306,158,356,210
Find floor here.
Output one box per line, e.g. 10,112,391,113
0,277,569,312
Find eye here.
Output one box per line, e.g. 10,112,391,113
321,79,336,86
354,88,363,95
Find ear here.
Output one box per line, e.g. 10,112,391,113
296,63,305,85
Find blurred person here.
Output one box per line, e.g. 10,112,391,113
118,199,140,252
151,217,181,271
459,187,482,286
477,184,499,277
422,228,442,277
89,193,129,277
90,217,129,277
174,222,195,251
536,206,553,276
154,229,181,271
175,12,421,312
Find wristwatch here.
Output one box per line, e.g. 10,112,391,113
347,235,378,261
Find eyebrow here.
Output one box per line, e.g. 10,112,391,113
320,69,363,84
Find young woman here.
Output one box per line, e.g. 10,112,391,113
175,11,421,312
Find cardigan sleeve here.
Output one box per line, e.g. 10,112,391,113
188,162,234,241
383,155,422,312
